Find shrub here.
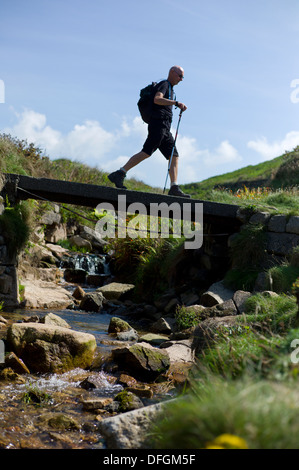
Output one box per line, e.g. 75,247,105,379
107,236,185,300
134,237,185,300
0,203,31,255
267,264,299,294
224,268,260,291
229,223,267,270
224,224,267,290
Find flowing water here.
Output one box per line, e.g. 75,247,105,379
0,253,163,449
0,306,126,449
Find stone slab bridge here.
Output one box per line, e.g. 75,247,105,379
0,173,242,236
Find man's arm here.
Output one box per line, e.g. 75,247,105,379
154,92,187,111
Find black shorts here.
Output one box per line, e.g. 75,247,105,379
142,118,179,160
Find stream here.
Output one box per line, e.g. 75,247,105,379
0,254,174,449
0,307,122,449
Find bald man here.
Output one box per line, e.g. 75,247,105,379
108,66,191,198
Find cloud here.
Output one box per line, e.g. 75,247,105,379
9,109,61,151
118,116,148,139
174,135,242,183
200,140,242,167
5,109,117,166
247,131,299,160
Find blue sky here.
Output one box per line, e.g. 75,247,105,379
1,0,299,187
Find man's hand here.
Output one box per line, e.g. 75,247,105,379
154,92,187,111
176,102,187,112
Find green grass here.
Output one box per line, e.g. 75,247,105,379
175,305,205,331
190,186,299,215
182,149,299,198
149,376,299,449
267,264,299,294
242,293,298,333
181,147,299,214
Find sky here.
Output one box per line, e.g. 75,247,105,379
1,0,299,188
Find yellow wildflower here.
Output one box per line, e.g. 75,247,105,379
206,433,248,449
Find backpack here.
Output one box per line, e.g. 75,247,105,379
137,82,157,123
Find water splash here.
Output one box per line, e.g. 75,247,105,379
60,253,110,275
74,254,110,275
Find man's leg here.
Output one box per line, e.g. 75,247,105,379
159,127,191,198
168,155,191,198
123,151,150,172
168,154,178,185
108,151,150,188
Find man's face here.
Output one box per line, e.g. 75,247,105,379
171,68,184,85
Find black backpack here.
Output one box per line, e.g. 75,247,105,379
137,82,157,124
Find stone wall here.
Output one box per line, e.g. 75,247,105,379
165,209,299,306
246,211,299,258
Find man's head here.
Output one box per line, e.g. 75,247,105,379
168,66,184,86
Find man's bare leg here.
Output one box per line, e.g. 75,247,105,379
123,151,150,172
108,151,150,188
169,155,178,184
168,155,191,198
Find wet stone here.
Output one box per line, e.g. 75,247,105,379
82,397,113,411
47,414,81,431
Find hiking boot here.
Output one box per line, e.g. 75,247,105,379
168,185,191,198
108,170,127,189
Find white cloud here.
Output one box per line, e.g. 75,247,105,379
174,135,242,183
118,116,148,139
247,131,299,160
59,121,116,163
9,109,61,151
5,109,116,166
200,140,242,167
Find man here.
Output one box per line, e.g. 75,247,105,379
108,65,190,198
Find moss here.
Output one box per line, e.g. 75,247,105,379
108,317,131,333
48,414,80,431
130,344,170,374
114,390,142,412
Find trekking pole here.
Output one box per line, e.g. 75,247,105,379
163,109,183,194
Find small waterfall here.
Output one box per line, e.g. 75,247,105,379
60,253,111,286
73,254,110,275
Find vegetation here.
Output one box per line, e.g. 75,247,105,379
0,133,299,449
22,384,53,406
182,147,299,201
106,236,185,301
174,305,204,330
149,377,299,449
0,203,31,255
